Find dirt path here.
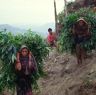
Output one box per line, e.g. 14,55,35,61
37,50,96,95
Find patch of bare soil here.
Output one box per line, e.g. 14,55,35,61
37,50,96,95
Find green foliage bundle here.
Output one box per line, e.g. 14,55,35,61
0,30,49,93
58,8,96,53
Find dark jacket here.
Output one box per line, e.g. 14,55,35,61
73,18,91,44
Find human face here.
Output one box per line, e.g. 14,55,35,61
49,31,52,35
21,48,28,57
79,20,84,26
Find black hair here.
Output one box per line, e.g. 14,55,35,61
48,28,52,32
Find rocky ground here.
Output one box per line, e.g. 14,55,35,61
36,50,96,95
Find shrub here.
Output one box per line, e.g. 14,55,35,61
0,30,49,93
58,8,96,53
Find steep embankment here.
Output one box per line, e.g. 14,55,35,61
37,50,96,95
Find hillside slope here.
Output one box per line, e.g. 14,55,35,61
37,50,96,95
0,24,26,34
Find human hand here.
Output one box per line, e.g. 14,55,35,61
16,63,21,71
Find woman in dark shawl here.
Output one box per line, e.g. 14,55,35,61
73,18,91,65
15,45,37,95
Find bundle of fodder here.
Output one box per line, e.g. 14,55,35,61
0,31,49,94
58,8,96,53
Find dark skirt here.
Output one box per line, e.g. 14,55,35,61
74,36,84,44
16,74,33,95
